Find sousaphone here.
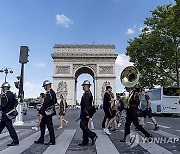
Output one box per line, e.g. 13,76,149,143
120,66,139,88
120,66,140,108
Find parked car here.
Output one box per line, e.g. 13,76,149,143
36,104,41,111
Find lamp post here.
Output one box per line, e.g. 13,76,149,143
0,67,13,82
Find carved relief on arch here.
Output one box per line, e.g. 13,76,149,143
57,81,68,99
101,81,111,98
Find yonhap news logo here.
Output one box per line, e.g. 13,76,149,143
125,133,139,148
125,133,179,148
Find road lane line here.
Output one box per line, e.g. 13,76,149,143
95,130,120,154
147,122,170,129
43,129,76,154
119,130,173,154
151,130,179,138
176,130,180,132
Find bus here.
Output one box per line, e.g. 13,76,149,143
146,87,180,115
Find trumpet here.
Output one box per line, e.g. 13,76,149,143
120,66,140,108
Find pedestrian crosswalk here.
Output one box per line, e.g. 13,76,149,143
0,127,179,154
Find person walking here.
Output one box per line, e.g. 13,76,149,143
103,86,115,135
0,82,19,146
120,87,152,142
78,80,98,146
34,80,56,145
32,93,45,131
58,94,68,129
139,89,159,131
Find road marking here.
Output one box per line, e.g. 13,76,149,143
119,130,173,154
0,131,48,154
89,118,94,130
176,130,180,132
151,130,179,138
0,131,20,139
0,130,31,145
95,130,120,154
147,122,170,129
43,129,76,154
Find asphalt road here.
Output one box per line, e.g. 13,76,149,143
0,108,180,154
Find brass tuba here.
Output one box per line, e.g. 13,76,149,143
120,66,139,88
120,66,139,108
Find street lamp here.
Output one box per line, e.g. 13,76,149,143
0,67,13,82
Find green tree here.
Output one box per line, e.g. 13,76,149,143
126,0,180,88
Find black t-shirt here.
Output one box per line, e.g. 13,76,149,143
103,92,111,110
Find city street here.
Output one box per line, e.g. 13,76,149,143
0,108,179,154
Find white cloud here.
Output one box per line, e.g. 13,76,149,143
33,63,46,68
0,79,43,98
126,25,139,35
23,82,44,98
55,14,73,28
115,54,134,92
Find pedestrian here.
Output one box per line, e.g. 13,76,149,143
34,80,56,145
103,86,115,135
116,95,125,127
58,94,68,129
32,93,45,131
120,87,152,142
139,89,159,131
0,82,19,146
78,80,98,146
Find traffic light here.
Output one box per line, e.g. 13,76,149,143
14,81,19,89
14,76,20,89
19,46,29,64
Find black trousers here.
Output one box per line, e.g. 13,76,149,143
38,116,55,144
124,110,150,138
0,119,19,143
80,117,96,144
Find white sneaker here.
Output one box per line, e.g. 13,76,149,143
117,123,121,127
104,128,111,135
32,126,38,131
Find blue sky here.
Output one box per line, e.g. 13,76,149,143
0,0,175,99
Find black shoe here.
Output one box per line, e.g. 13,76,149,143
7,142,19,146
120,138,126,142
44,142,55,145
153,126,159,131
91,136,98,145
34,140,44,144
78,142,88,146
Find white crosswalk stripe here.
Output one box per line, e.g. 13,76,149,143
0,128,178,154
43,129,76,154
119,130,173,154
0,130,31,146
147,122,170,129
95,130,119,154
151,129,179,138
0,130,48,154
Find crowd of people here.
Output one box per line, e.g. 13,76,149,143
0,79,159,147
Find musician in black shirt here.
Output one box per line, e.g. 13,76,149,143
120,87,152,142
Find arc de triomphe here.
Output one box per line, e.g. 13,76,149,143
51,44,118,106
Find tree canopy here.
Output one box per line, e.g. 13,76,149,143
126,0,180,88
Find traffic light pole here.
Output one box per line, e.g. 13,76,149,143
14,63,24,126
14,46,29,126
